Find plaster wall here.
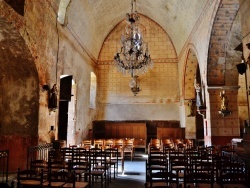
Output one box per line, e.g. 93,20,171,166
57,26,98,144
97,15,180,121
97,103,180,121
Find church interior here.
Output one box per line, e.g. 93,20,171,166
0,0,250,187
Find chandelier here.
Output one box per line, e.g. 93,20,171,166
129,75,141,96
114,0,153,77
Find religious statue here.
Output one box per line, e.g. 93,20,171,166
218,90,231,117
49,84,58,110
194,78,202,108
220,90,229,111
187,99,195,117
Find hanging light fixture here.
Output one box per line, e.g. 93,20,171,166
129,75,141,96
114,0,153,77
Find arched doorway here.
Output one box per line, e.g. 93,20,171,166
184,48,205,145
58,75,76,146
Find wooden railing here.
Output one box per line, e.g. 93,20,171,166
27,143,53,169
0,150,9,184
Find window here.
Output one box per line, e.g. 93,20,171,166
90,72,97,109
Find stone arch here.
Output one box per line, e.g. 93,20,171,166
96,14,180,121
98,14,177,62
58,0,71,25
207,0,240,86
0,17,39,170
183,46,199,100
183,46,204,141
206,0,243,146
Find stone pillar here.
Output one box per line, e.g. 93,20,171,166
185,99,196,139
207,86,240,146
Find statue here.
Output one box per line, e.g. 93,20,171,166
49,84,58,110
194,78,202,107
220,90,229,111
187,99,195,117
218,90,231,117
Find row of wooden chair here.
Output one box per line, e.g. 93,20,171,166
81,138,134,161
148,138,194,153
145,145,247,188
21,147,123,188
51,147,120,188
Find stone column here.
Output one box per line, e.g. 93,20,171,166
207,86,240,146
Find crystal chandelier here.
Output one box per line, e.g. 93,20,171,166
114,0,153,77
129,75,141,96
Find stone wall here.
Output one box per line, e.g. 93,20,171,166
0,0,97,170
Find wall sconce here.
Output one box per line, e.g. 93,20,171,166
218,90,231,117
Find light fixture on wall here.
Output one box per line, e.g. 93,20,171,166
113,0,153,77
129,75,141,96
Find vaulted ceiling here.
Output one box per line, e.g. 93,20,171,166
66,0,208,59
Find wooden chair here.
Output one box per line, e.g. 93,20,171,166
104,139,114,149
94,139,105,150
81,140,92,150
30,159,48,172
219,161,247,188
148,150,167,170
148,139,161,154
44,170,80,188
17,168,44,188
134,138,147,153
169,153,187,184
148,171,179,188
69,160,91,183
113,139,124,155
48,158,69,173
184,161,214,188
214,155,231,183
183,139,193,149
48,149,63,161
87,148,107,188
72,147,89,163
0,182,14,188
60,147,73,162
123,138,134,161
105,147,119,180
161,138,174,151
146,150,168,183
113,139,124,173
173,139,183,150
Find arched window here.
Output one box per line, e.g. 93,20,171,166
90,72,97,109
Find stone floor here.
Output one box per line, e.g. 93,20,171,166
2,151,250,188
